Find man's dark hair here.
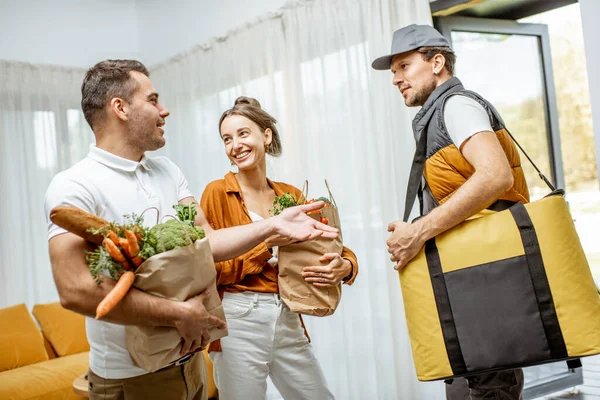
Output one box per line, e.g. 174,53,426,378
81,59,149,129
417,46,456,75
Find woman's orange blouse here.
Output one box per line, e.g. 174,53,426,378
201,172,359,352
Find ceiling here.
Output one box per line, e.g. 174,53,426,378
430,0,577,19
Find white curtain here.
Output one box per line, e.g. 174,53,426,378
0,61,93,309
1,0,444,398
150,0,440,398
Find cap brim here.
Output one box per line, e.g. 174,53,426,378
371,54,394,70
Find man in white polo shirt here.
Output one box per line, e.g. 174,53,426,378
44,59,337,400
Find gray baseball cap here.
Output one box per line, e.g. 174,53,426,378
371,24,451,70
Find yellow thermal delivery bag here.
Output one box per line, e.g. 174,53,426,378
399,191,600,381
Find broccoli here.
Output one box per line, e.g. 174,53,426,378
143,204,205,254
146,219,206,254
315,196,331,205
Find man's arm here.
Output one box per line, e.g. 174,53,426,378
50,233,226,352
416,130,514,239
50,233,181,325
179,197,338,262
387,130,513,269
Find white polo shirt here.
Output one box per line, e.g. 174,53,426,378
44,145,194,379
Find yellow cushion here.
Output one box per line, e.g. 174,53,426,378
43,336,58,360
0,351,89,400
203,349,217,399
0,304,48,372
32,302,89,357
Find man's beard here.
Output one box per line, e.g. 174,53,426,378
127,113,164,153
406,79,437,107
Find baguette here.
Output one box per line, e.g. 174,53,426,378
50,206,110,245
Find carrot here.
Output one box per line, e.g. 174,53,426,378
119,236,142,269
124,229,140,256
132,226,143,241
107,231,120,244
103,238,126,262
95,271,135,319
119,238,132,258
131,256,144,268
103,238,132,271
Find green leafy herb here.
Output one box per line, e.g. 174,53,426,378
86,246,124,284
173,204,197,226
271,192,298,216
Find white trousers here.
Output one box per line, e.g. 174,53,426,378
210,291,335,400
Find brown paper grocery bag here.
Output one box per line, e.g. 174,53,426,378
278,182,343,317
125,237,227,372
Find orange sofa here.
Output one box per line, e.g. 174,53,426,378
0,303,89,400
0,303,217,400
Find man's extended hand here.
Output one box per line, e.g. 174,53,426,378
272,201,338,241
386,220,426,271
174,289,227,356
264,234,297,248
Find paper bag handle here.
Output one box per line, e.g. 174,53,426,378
324,179,338,208
298,180,309,205
140,207,160,226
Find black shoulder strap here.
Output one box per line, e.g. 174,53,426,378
403,86,464,222
403,107,435,222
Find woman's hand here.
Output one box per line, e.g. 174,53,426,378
301,253,352,287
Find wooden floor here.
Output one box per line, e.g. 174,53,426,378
542,355,600,399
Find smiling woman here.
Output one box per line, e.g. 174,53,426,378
199,96,359,400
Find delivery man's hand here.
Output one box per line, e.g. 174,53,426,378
386,220,426,270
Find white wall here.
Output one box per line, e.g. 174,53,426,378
135,0,286,66
0,0,140,68
580,0,600,186
0,0,286,68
